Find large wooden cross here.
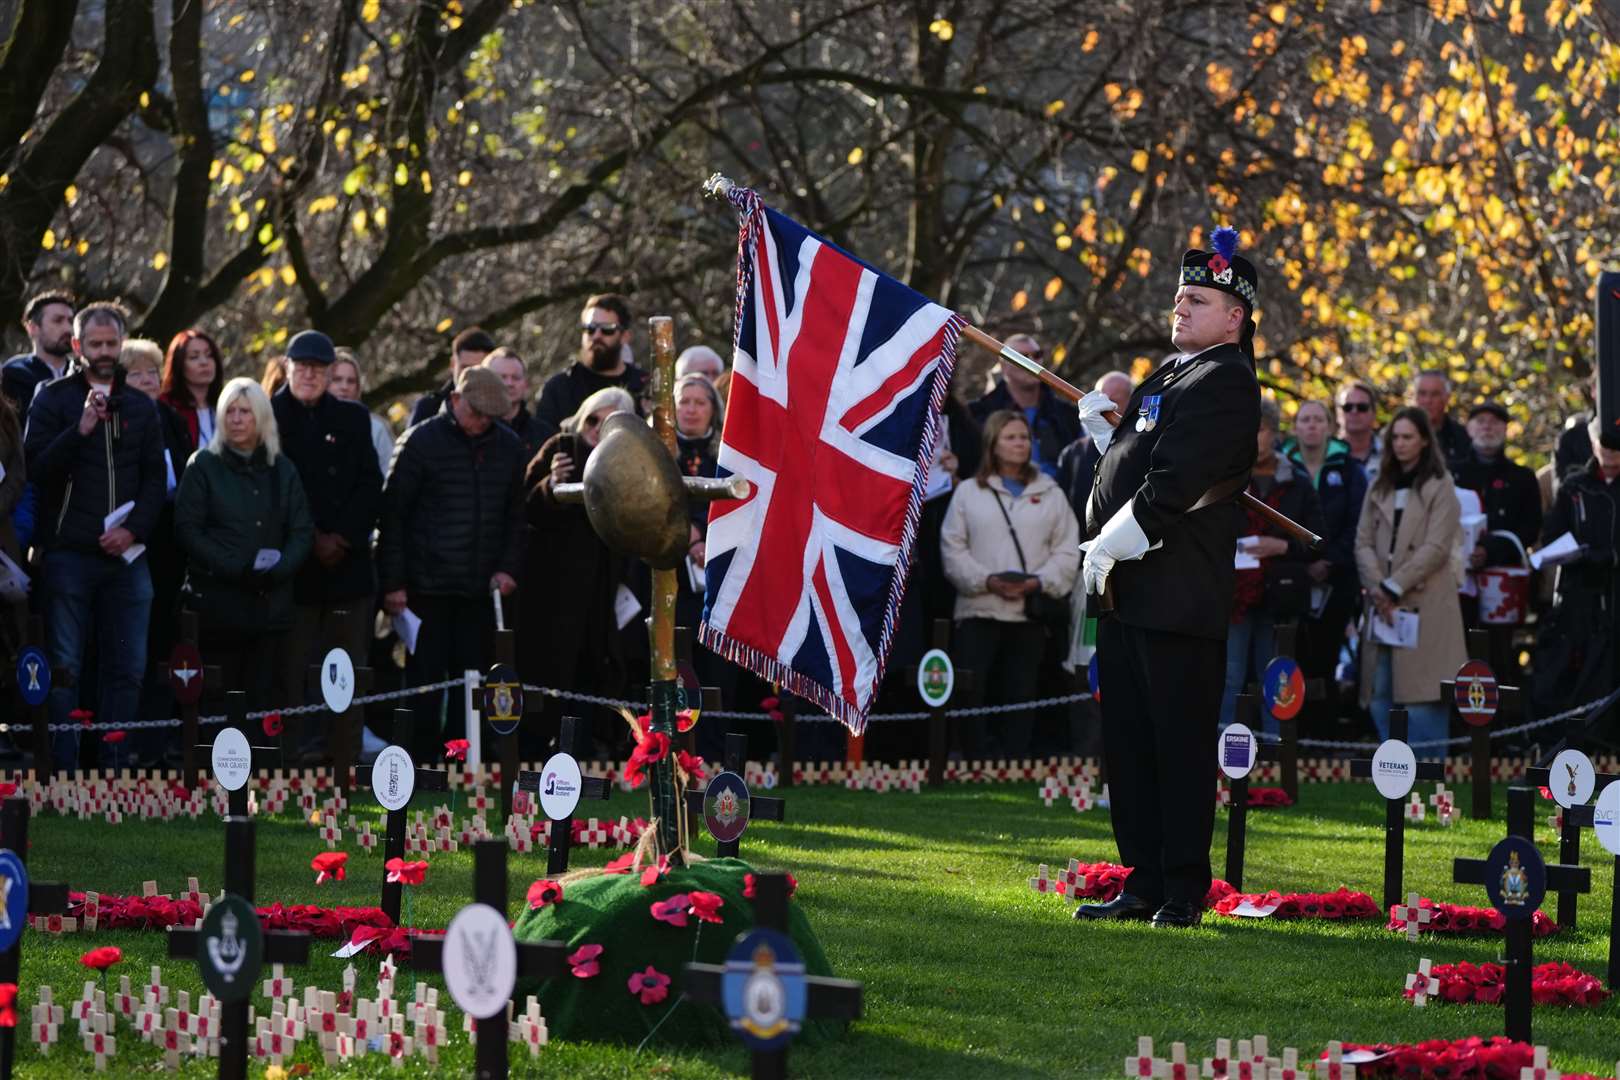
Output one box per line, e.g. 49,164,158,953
303,615,374,793
683,732,787,859
1223,693,1281,893
1348,707,1447,910
359,710,450,926
0,796,70,1078
1521,759,1617,929
149,610,222,790
1452,787,1590,1043
1440,629,1521,820
409,840,570,1079
200,691,285,817
167,817,311,1080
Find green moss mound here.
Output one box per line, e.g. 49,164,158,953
512,857,842,1047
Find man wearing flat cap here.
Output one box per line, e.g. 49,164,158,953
271,329,385,763
1072,227,1262,928
377,364,525,759
1452,399,1540,680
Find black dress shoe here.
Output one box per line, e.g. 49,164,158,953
1074,893,1159,921
1150,901,1203,927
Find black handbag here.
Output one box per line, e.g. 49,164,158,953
990,487,1070,635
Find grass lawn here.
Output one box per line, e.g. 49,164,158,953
11,776,1619,1077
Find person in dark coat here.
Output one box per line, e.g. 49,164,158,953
176,378,314,711
1074,228,1261,928
1453,400,1542,683
519,387,636,757
270,330,385,763
0,396,25,661
407,326,496,428
968,333,1081,480
158,329,224,458
483,347,545,463
1220,398,1326,734
533,294,649,445
1280,400,1367,738
24,301,165,768
1533,420,1620,748
2,291,75,414
379,366,525,759
1410,370,1470,471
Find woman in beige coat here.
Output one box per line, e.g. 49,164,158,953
941,410,1079,756
1354,406,1466,754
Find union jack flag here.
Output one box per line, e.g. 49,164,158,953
700,184,963,732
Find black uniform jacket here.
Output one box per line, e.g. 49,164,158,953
1085,343,1260,640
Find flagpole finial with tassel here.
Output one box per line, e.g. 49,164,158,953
703,173,735,198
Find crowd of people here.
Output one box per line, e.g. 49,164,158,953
2,290,1616,769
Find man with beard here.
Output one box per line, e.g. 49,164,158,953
1074,227,1261,929
24,301,165,768
3,291,77,414
533,293,648,444
407,326,497,428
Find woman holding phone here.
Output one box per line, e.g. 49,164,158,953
940,410,1080,757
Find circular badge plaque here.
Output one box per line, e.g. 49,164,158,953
1453,659,1499,727
1484,835,1546,920
0,849,30,953
320,647,355,714
482,664,524,735
721,928,807,1052
1592,781,1620,857
371,745,416,812
1218,723,1258,780
1549,748,1596,809
210,728,252,792
537,752,583,821
15,646,49,708
1262,656,1305,722
442,903,517,1019
198,894,263,1002
167,642,205,705
705,771,752,844
1371,739,1418,800
916,649,955,708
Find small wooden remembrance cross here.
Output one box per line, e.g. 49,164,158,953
1349,707,1447,910
167,816,311,1080
1452,787,1589,1043
409,840,570,1080
360,709,450,926
1522,760,1616,929
151,610,222,791
684,873,862,1080
515,715,611,875
1441,629,1520,820
0,796,70,1080
684,732,787,858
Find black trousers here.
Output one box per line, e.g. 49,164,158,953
404,594,493,761
1096,617,1224,905
953,617,1047,758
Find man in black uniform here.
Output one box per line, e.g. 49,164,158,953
1074,228,1262,928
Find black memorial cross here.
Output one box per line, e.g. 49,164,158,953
684,732,787,859
1223,693,1281,893
199,691,286,817
1452,786,1590,1044
409,840,570,1080
1440,629,1521,821
150,610,222,792
304,616,374,794
7,615,74,781
1249,623,1324,802
906,619,976,788
0,797,70,1080
360,709,451,926
167,816,311,1080
1349,707,1448,911
1522,763,1618,931
515,715,611,876
684,872,862,1080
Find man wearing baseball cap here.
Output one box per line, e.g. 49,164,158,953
376,364,526,758
271,328,385,763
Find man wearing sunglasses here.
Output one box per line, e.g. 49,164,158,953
533,293,649,445
1335,381,1381,485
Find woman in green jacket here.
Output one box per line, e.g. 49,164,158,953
176,377,314,710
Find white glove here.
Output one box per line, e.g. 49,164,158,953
1081,503,1155,595
1078,390,1118,454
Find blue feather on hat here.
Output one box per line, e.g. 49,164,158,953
1211,226,1239,262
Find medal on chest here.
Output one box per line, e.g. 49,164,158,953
1135,394,1162,433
